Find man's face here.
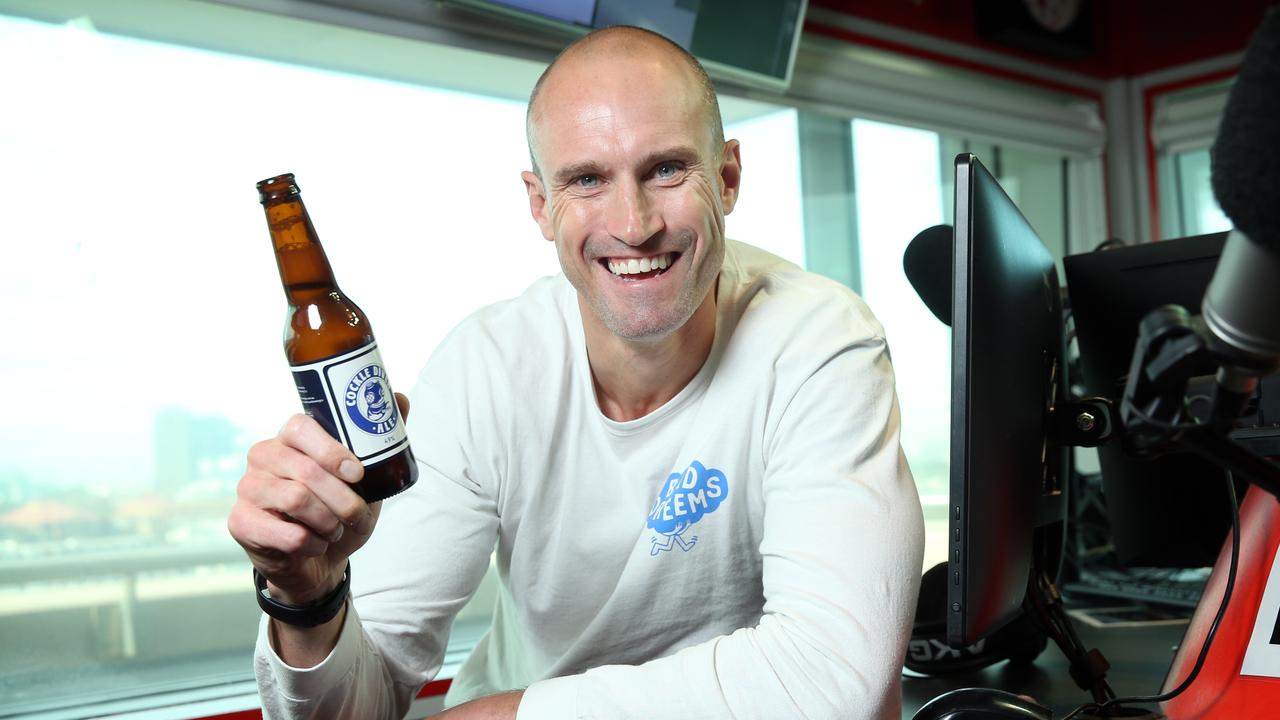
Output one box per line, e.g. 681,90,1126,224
523,52,741,341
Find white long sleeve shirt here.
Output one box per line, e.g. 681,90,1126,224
255,240,925,719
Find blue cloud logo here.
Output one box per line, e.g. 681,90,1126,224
646,460,728,555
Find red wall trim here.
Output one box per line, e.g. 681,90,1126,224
804,20,1103,103
1141,67,1239,242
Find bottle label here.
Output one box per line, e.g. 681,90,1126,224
290,342,408,466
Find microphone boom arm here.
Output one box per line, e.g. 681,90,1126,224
1120,303,1280,501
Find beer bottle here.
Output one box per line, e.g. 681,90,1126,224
258,173,417,503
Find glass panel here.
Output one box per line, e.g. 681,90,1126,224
1174,148,1231,238
723,108,804,267
0,9,806,713
849,119,951,572
997,146,1066,271
0,11,552,713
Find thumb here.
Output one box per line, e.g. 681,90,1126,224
395,391,410,423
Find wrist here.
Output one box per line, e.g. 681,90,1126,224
256,562,350,628
267,572,342,606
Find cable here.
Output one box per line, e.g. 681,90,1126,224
1122,402,1204,433
1024,565,1116,704
1061,471,1241,720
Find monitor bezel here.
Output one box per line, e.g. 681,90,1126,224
948,153,1068,646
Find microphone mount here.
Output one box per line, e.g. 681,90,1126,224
1119,303,1280,500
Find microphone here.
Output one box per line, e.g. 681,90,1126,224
1202,9,1280,429
903,224,954,326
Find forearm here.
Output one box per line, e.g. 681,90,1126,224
255,602,419,720
519,545,920,720
430,690,523,719
519,618,904,720
268,602,348,669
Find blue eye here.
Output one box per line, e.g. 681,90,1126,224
656,163,679,178
577,175,599,188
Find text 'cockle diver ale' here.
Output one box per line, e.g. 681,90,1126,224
258,173,417,502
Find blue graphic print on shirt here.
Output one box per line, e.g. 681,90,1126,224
646,460,728,555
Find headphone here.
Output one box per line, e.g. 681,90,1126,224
905,562,1049,676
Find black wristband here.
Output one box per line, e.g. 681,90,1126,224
255,563,350,628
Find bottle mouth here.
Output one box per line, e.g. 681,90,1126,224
257,173,300,203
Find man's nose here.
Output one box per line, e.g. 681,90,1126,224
606,181,664,246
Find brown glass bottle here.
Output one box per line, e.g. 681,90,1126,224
258,173,417,503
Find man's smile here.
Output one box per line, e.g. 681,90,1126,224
602,251,680,280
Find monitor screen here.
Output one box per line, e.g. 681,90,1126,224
948,153,1067,646
450,0,809,91
488,0,596,25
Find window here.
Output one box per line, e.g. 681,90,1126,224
850,119,949,505
1152,80,1234,240
0,7,550,714
1160,147,1232,238
722,107,804,266
0,5,802,716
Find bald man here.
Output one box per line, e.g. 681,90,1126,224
234,26,924,720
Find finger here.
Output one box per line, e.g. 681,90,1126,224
272,416,373,527
245,443,368,535
239,463,342,541
275,414,364,486
228,499,330,565
395,392,410,423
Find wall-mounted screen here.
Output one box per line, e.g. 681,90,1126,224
454,0,809,91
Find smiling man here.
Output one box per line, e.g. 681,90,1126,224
236,25,924,720
521,27,733,424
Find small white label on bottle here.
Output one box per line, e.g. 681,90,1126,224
290,342,408,466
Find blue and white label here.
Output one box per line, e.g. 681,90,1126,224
343,364,398,435
646,460,728,555
289,341,408,465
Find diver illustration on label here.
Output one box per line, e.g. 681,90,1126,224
646,460,729,555
290,342,408,465
344,364,398,435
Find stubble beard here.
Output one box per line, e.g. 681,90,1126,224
586,240,723,341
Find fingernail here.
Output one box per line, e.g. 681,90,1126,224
339,460,362,483
329,525,344,543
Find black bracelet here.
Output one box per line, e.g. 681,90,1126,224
254,563,350,628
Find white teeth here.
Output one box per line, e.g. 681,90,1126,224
607,252,672,276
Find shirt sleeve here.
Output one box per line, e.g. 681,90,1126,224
516,332,925,720
253,343,503,720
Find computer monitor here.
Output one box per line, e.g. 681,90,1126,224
449,0,809,92
948,154,1068,646
1063,233,1236,568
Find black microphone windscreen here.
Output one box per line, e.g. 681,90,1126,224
903,224,954,326
1211,9,1280,245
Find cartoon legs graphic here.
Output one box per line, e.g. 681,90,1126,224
650,529,698,555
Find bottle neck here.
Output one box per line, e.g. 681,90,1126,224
264,198,338,302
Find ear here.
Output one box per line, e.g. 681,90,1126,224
522,170,555,242
717,139,742,216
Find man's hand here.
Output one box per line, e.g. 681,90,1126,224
226,393,409,664
430,690,523,719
